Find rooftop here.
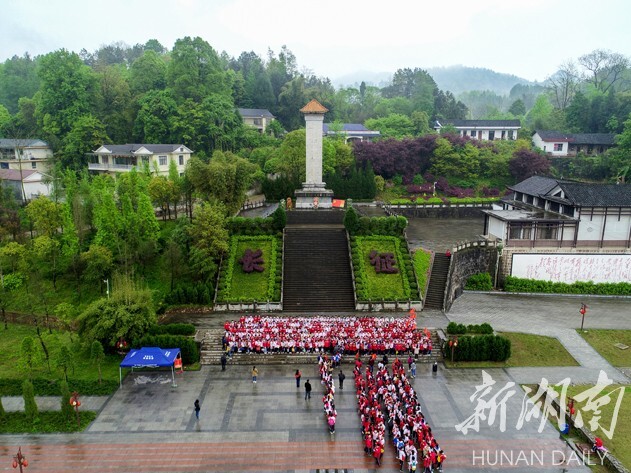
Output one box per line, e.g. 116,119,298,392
93,144,191,155
237,108,275,118
534,130,615,145
300,99,328,114
438,119,521,128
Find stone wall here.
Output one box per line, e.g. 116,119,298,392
384,205,488,219
444,241,500,312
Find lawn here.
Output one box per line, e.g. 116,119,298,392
444,332,579,368
551,384,631,470
413,248,432,298
0,323,122,395
578,329,631,367
0,411,97,433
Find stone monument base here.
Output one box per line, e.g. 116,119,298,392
294,186,334,209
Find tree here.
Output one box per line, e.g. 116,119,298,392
0,53,40,114
22,379,38,422
94,65,133,143
277,76,307,130
508,99,526,117
276,129,306,182
78,275,156,348
188,201,229,281
167,36,231,101
80,245,113,291
20,336,39,380
134,89,178,143
55,344,73,382
578,49,630,94
61,115,110,170
430,138,481,183
129,50,167,96
547,61,580,110
35,49,96,139
91,341,105,385
60,380,73,421
365,114,415,139
508,149,551,182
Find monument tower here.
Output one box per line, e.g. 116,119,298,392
294,99,334,209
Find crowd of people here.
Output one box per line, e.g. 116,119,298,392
318,354,338,433
223,315,432,355
354,356,446,471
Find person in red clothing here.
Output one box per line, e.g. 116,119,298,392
364,433,373,455
373,444,383,466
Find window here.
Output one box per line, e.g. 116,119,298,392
537,224,558,240
31,162,37,169
102,156,109,164
0,162,8,169
508,130,515,140
488,131,495,140
470,130,477,138
526,195,534,205
501,130,506,139
253,118,262,126
553,143,563,152
158,155,167,166
142,156,150,164
179,155,184,165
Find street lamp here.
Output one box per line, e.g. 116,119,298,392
12,447,28,472
579,303,588,331
70,391,81,428
449,338,458,363
103,279,110,299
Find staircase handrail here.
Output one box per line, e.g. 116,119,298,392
212,254,223,307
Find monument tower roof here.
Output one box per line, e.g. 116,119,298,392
300,99,328,114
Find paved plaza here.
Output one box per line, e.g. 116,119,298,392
2,292,630,472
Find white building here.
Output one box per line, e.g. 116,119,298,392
89,144,193,177
484,176,631,283
0,169,51,202
434,119,520,141
237,108,275,133
0,139,53,173
532,130,615,157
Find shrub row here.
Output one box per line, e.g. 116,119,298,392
465,273,493,291
412,249,432,298
446,322,494,335
0,411,97,433
148,323,196,336
134,334,199,364
345,213,408,236
165,282,213,305
0,378,119,396
446,334,511,362
389,197,499,205
225,216,277,235
504,276,631,295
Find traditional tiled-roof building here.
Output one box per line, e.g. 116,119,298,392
532,130,615,156
89,144,193,176
434,119,520,141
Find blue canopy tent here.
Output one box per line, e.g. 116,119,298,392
119,347,181,387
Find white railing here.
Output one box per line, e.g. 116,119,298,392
88,163,134,171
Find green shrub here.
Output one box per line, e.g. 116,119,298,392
23,380,38,422
465,273,493,291
135,335,199,364
60,380,73,422
271,205,286,231
344,206,360,235
452,334,511,362
148,323,196,336
504,276,631,295
446,322,467,334
165,282,214,305
0,396,5,419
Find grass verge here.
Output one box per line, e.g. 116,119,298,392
0,411,97,433
577,329,631,367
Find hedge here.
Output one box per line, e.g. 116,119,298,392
165,282,214,305
465,273,493,291
446,322,494,335
0,378,119,396
504,276,631,295
134,334,199,364
446,334,511,362
148,323,196,336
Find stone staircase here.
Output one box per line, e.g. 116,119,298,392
423,253,451,310
200,328,444,366
282,212,355,312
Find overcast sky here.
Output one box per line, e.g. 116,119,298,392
3,0,631,85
